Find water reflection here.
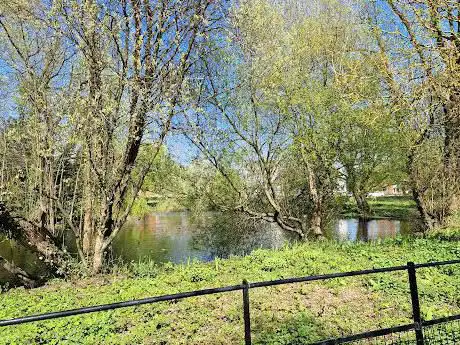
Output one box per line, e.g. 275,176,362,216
333,219,401,241
1,212,417,285
112,212,200,263
114,212,416,264
0,235,47,285
190,212,296,259
113,212,296,263
336,218,415,242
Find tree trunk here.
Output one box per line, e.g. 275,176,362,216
306,164,325,239
407,133,437,232
82,162,94,257
412,185,437,231
310,206,325,239
443,92,460,217
0,256,40,288
82,209,94,256
353,192,370,218
91,233,105,275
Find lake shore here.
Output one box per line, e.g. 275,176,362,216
341,196,419,220
0,201,421,287
1,233,459,344
149,196,419,220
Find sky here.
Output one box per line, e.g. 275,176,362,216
0,0,418,166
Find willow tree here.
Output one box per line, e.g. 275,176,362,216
331,48,407,217
184,0,390,238
280,0,402,222
0,0,219,277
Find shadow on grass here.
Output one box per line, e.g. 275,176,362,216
251,311,329,345
251,310,460,345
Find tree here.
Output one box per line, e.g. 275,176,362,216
129,145,187,215
0,0,220,277
0,1,76,278
332,64,406,216
184,0,389,237
370,0,460,229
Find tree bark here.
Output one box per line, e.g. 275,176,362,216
82,188,94,257
411,186,437,231
91,233,105,275
443,91,460,215
310,206,324,239
407,143,437,231
306,164,325,239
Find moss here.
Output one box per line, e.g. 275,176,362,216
0,237,459,344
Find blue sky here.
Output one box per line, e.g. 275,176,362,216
0,0,416,166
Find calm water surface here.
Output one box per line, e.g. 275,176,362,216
113,212,415,263
0,212,416,284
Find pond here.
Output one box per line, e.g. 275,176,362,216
113,212,416,263
0,212,417,285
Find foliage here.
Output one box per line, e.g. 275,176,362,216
129,146,187,216
370,0,460,228
0,236,459,344
0,0,222,274
182,0,408,238
0,0,459,290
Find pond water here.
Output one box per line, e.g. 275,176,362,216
0,212,416,285
113,213,415,264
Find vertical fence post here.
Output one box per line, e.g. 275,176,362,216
407,262,424,345
242,279,252,345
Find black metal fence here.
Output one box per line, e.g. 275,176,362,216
1,259,459,344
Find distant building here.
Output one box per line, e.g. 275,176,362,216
384,184,402,196
368,191,385,197
368,184,403,197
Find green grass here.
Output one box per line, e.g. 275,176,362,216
1,236,459,344
341,196,418,219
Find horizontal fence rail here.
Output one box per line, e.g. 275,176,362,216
1,259,459,345
310,315,460,345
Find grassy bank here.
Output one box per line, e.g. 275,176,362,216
1,235,459,344
341,196,418,219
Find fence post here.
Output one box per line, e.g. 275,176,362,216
407,262,424,345
242,279,252,345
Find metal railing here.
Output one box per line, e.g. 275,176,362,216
1,259,459,344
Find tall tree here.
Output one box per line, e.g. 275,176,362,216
371,0,460,229
0,0,220,276
184,0,389,237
